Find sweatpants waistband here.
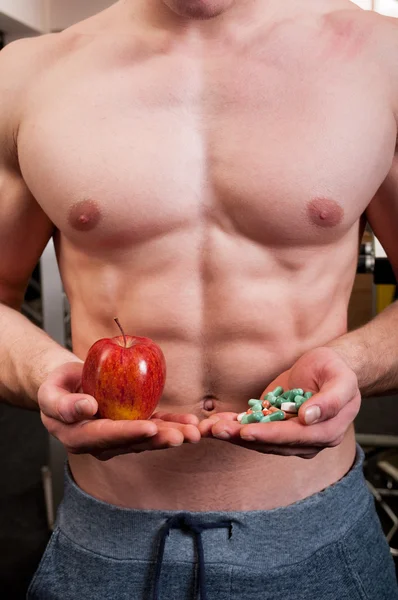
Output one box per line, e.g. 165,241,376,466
57,444,371,569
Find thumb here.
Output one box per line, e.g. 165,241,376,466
298,370,359,425
38,361,98,423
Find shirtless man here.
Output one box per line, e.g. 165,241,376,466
1,0,398,597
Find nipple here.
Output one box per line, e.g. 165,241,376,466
68,200,101,232
307,197,344,228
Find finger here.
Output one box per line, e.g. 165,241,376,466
299,396,360,445
140,425,184,448
155,422,201,444
131,423,199,449
93,426,190,458
42,415,159,453
39,384,98,423
207,419,243,440
38,362,98,423
199,418,220,437
198,413,239,436
95,427,200,462
299,372,359,425
239,419,318,446
239,396,359,448
151,411,200,426
73,432,184,462
202,418,322,458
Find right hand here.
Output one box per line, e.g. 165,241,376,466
38,362,201,461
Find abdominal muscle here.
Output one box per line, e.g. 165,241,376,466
64,230,359,512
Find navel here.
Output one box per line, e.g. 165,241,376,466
202,395,217,413
307,197,344,229
68,200,102,232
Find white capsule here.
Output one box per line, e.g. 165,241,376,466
281,402,298,413
237,412,247,423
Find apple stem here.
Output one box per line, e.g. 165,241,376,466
114,318,127,348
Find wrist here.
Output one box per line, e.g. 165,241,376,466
323,333,368,391
28,345,83,402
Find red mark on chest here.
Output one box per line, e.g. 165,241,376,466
323,15,367,61
68,200,101,232
307,198,344,229
333,18,355,40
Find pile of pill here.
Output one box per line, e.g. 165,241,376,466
237,386,313,424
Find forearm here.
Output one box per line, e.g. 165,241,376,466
0,303,81,409
326,301,398,397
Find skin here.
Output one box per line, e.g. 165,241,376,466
1,0,398,511
162,0,235,19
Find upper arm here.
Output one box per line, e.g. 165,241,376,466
366,148,398,280
365,15,398,279
0,39,55,309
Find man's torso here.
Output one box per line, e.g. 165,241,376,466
8,1,398,509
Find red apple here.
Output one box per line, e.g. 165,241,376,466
82,318,166,420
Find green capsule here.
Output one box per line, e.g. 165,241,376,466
265,392,275,400
291,388,304,396
273,398,283,409
272,386,284,397
295,398,306,409
260,411,286,423
248,399,262,407
294,395,306,404
304,392,313,399
246,412,262,423
240,414,251,425
253,411,264,422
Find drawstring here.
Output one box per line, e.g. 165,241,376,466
152,513,232,600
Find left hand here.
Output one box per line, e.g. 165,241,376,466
198,347,361,459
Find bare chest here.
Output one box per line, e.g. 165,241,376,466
18,24,396,252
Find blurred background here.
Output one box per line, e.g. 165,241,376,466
1,0,398,598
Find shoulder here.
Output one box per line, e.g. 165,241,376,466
361,12,398,117
0,36,55,164
0,30,96,159
315,5,396,59
0,33,68,129
322,4,389,36
0,34,59,92
0,28,95,94
324,8,398,113
0,31,93,168
326,6,398,47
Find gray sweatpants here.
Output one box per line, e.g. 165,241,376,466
27,445,398,600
